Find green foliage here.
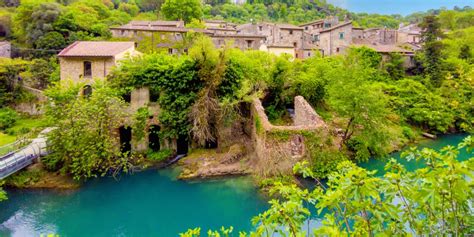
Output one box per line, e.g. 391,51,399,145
384,52,405,80
420,15,445,87
0,181,6,202
183,138,473,236
44,80,131,180
0,107,17,130
0,58,29,107
147,148,172,161
327,49,392,161
132,107,150,142
161,0,203,23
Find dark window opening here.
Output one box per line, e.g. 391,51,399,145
246,40,253,48
83,61,92,77
289,30,293,35
83,85,92,97
168,48,173,54
295,53,299,58
305,26,308,30
177,135,188,155
150,89,160,102
259,26,263,31
336,47,340,53
148,125,160,152
122,93,131,103
119,126,132,154
204,139,218,149
293,42,297,47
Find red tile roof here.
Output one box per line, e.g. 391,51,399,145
58,41,136,57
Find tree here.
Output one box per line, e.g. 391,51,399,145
420,15,445,87
181,136,474,236
384,52,405,80
458,44,472,61
161,0,203,23
43,80,131,180
326,50,391,161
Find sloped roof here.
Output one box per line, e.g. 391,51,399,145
58,41,136,57
276,23,304,30
299,19,324,27
320,21,352,33
353,43,414,54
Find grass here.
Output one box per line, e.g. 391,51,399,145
0,115,48,146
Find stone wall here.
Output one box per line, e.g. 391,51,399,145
59,57,116,82
14,86,47,115
293,96,325,127
251,96,327,176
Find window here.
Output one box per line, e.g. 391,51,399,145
184,48,189,54
246,40,253,48
339,32,344,39
413,36,416,42
307,52,311,57
259,26,263,31
305,26,308,30
120,30,125,35
313,34,320,41
293,42,297,48
289,30,293,35
168,48,173,54
324,23,331,28
83,61,92,78
336,47,340,53
83,85,92,97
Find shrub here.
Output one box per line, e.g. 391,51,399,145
402,126,416,141
0,108,18,130
147,149,173,161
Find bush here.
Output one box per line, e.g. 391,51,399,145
0,108,18,130
402,126,416,141
147,149,173,161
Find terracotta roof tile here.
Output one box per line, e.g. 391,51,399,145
58,41,136,57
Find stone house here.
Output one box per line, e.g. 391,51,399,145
299,16,339,44
237,22,312,56
0,41,11,58
398,23,422,45
211,33,266,50
58,41,141,82
318,21,353,56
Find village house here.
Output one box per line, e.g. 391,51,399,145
237,22,317,58
318,21,353,56
58,41,141,82
299,16,339,43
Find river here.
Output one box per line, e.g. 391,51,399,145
0,134,470,236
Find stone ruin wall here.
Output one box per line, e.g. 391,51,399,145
251,96,328,176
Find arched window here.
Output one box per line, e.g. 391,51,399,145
83,85,92,97
83,61,92,78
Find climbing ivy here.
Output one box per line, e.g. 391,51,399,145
132,107,150,142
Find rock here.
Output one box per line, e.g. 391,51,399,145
422,132,437,139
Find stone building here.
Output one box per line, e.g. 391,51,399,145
211,33,265,50
0,41,11,58
58,41,141,82
398,23,422,45
318,21,353,56
299,16,339,43
237,22,317,58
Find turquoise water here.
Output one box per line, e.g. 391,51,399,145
0,134,471,236
0,169,268,237
327,0,473,15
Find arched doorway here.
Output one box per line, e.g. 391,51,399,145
148,125,160,152
119,126,132,154
176,135,188,155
